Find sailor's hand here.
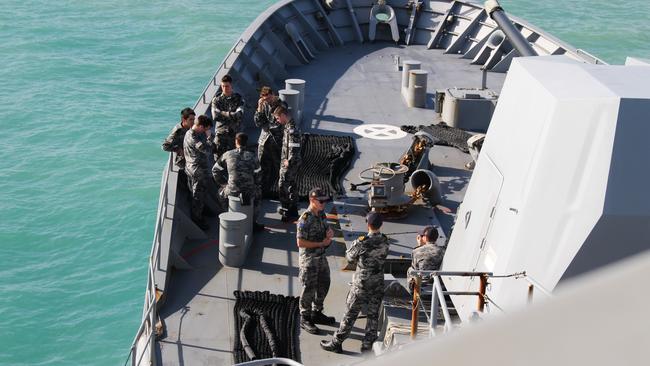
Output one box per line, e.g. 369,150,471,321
326,227,334,239
435,204,452,214
322,238,332,247
282,159,288,168
257,98,266,112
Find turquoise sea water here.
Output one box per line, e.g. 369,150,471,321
0,0,648,364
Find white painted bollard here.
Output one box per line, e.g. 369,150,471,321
401,60,421,90
285,79,306,123
218,212,247,267
279,89,300,121
407,69,428,108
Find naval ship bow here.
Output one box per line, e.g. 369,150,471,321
126,0,650,365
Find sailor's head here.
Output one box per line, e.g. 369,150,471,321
193,114,213,133
220,74,233,96
308,187,330,209
235,132,248,148
273,104,290,124
260,86,274,101
180,107,195,127
417,225,439,246
366,211,383,231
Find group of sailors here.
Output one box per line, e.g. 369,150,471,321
161,75,301,230
296,188,446,353
162,74,447,353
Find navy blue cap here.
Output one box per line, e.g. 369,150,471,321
366,211,383,228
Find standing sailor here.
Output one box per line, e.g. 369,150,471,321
183,115,215,230
211,74,244,161
296,188,337,334
254,86,283,190
161,107,195,171
321,211,389,353
273,104,301,222
212,132,264,231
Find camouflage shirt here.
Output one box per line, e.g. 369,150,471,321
211,92,244,133
281,119,302,168
183,129,212,175
254,98,282,135
161,122,189,169
411,243,446,272
296,209,329,258
347,232,389,287
213,148,260,194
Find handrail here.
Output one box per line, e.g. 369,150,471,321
411,270,553,338
194,38,246,112
124,155,173,366
576,48,607,65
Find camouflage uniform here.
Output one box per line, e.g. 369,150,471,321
296,210,331,317
279,119,301,212
211,92,244,160
183,129,213,222
254,99,283,189
212,147,261,219
161,122,189,170
333,232,389,345
406,243,446,285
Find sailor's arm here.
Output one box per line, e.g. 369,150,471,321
286,128,302,166
161,128,182,153
345,239,362,264
297,237,331,249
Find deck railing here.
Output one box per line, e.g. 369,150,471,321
410,270,552,338
123,155,173,366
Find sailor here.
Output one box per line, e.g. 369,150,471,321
254,86,283,190
296,187,336,334
406,225,445,289
183,115,215,230
161,107,195,170
274,104,301,222
320,211,389,354
212,132,264,231
211,74,244,161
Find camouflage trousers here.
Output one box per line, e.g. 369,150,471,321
278,166,298,209
333,279,384,345
219,186,261,221
213,130,236,161
186,169,210,222
258,132,281,191
299,254,330,316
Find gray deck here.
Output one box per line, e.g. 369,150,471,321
157,43,505,365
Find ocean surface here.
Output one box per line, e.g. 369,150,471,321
0,0,648,364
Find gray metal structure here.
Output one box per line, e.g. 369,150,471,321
125,1,649,365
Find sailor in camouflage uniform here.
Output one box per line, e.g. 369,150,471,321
406,225,446,289
254,87,283,190
321,211,389,353
211,74,244,161
183,115,215,230
273,104,301,221
212,133,264,230
161,107,195,170
296,188,337,334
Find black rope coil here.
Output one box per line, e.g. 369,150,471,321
233,291,301,363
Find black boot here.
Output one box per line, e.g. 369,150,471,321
253,222,265,232
300,314,320,335
360,342,373,353
287,206,299,219
320,339,342,353
312,310,336,325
